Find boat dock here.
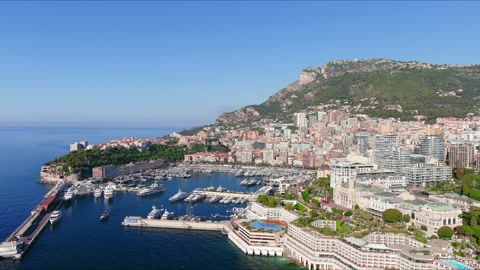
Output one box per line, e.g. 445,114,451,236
1,181,65,259
121,216,228,231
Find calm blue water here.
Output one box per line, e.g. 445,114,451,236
0,126,302,269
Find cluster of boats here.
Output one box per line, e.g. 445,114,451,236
240,179,262,187
184,193,207,203
218,197,248,204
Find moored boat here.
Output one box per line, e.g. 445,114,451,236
93,187,103,198
160,209,174,220
169,189,190,202
137,182,166,197
49,210,63,225
104,186,114,200
147,205,164,219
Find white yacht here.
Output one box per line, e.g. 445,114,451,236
169,189,190,202
209,195,222,203
0,241,21,258
147,205,164,219
93,187,103,198
216,185,227,192
64,187,75,201
137,182,166,197
104,186,114,200
160,209,174,220
49,210,63,225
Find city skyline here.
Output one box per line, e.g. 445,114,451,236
1,1,480,127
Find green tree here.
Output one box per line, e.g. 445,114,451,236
382,209,402,223
402,214,411,223
344,210,353,217
471,216,478,227
437,226,454,240
354,204,360,210
456,225,466,235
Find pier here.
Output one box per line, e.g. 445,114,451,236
1,181,65,259
121,216,228,231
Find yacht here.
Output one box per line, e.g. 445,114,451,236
137,182,166,197
49,210,63,225
64,187,75,201
216,185,227,192
169,189,190,202
209,195,222,203
93,187,103,198
0,241,21,258
184,193,195,202
191,193,206,203
104,185,114,200
147,205,164,219
160,209,174,220
100,210,110,221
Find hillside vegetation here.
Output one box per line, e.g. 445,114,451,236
215,59,480,126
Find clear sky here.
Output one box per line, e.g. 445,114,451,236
1,1,479,128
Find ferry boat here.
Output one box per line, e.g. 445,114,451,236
168,189,190,202
93,187,103,198
100,210,110,221
49,210,63,225
137,182,166,197
104,186,114,200
147,205,164,219
160,209,174,220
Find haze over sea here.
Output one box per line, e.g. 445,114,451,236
0,126,302,270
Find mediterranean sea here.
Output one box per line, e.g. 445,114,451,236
0,126,303,270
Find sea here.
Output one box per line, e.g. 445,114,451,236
0,126,303,270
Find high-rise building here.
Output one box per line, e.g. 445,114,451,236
420,136,445,164
374,135,400,168
448,144,475,168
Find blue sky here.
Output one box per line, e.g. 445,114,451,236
1,2,479,128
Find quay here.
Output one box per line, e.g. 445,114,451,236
0,181,65,260
200,191,254,200
121,216,228,231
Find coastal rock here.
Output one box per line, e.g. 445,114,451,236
215,106,261,126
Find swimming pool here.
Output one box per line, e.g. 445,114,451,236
441,260,470,270
250,220,286,231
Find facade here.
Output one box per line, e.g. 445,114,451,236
402,163,452,187
399,201,462,237
69,140,88,152
329,162,375,188
448,144,475,169
420,136,445,164
285,224,452,270
374,134,400,169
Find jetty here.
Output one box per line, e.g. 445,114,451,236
0,181,65,259
121,216,228,231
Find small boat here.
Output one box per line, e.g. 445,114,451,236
49,210,63,225
100,210,110,221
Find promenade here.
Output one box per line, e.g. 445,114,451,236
121,217,227,231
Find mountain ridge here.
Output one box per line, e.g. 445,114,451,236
215,58,480,126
